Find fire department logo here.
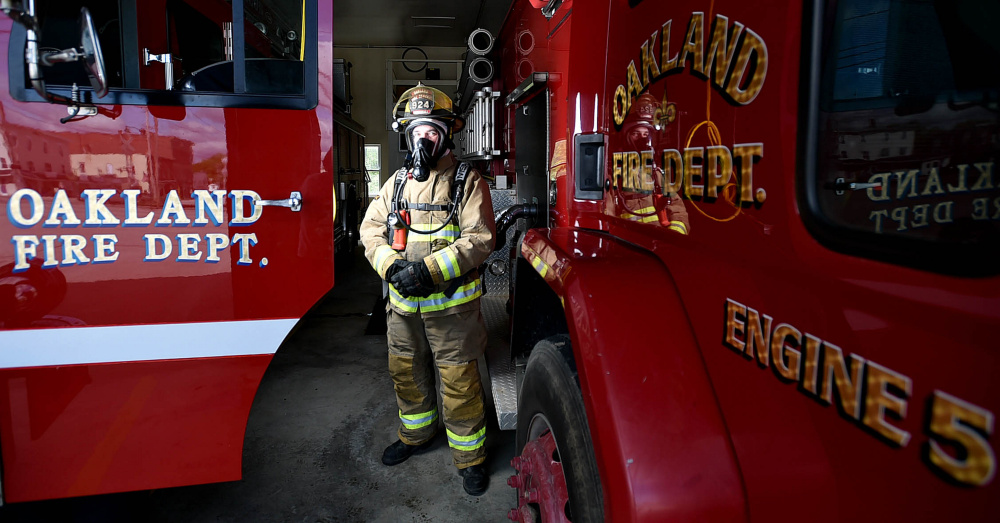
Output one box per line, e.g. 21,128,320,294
408,87,435,116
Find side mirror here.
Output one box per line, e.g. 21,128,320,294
5,4,109,109
79,7,108,97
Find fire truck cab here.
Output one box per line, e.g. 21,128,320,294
0,0,341,503
470,0,1000,521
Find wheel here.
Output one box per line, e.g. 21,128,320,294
510,336,604,523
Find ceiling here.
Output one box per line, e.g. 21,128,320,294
332,0,512,48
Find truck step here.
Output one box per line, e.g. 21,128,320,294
482,293,517,430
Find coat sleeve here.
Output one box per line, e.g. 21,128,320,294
360,173,405,280
423,169,496,284
664,190,690,235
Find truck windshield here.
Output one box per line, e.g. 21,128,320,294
812,0,1000,273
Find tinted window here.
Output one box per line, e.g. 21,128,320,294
808,0,1000,275
11,0,315,109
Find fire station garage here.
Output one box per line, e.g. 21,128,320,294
1,0,999,522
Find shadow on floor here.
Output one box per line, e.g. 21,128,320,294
0,245,516,523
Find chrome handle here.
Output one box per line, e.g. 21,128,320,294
832,177,883,196
258,191,302,212
144,48,174,90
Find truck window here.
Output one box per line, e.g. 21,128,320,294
8,0,316,109
806,0,1000,275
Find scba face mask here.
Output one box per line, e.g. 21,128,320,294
410,137,440,182
406,120,449,182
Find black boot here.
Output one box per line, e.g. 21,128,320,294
381,439,433,466
459,464,489,496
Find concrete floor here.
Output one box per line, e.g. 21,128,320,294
0,248,518,522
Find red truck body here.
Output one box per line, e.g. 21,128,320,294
0,0,336,503
494,0,999,520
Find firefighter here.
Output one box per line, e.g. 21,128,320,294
359,84,495,496
622,92,690,234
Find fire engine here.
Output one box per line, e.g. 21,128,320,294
0,0,997,520
0,0,352,503
454,0,1000,521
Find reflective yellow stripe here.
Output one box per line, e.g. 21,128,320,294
434,248,460,281
419,279,482,312
446,427,486,451
374,245,398,275
389,279,483,313
668,220,688,235
400,408,438,430
530,255,549,278
388,284,419,312
619,206,658,223
407,223,460,244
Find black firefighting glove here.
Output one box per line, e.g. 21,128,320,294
384,259,408,281
389,261,435,297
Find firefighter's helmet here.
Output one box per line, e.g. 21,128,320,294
392,83,464,132
624,93,660,151
392,84,464,156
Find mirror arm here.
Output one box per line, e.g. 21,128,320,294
41,48,82,66
24,27,54,101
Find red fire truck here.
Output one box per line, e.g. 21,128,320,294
0,0,341,503
471,0,999,521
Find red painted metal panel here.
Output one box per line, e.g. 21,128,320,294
522,228,746,522
0,355,272,502
517,0,1000,519
0,0,335,501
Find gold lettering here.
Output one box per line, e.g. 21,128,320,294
613,85,629,126
705,14,744,86
626,61,644,107
947,164,969,193
683,147,704,199
970,162,994,191
895,169,920,199
770,323,801,381
926,390,996,487
678,12,706,76
869,209,888,233
933,201,954,224
724,27,768,105
911,203,929,228
732,143,762,204
724,298,746,352
640,150,655,192
627,152,642,190
820,343,866,420
613,152,624,187
706,145,733,199
746,307,772,367
640,31,661,86
800,334,822,395
972,198,989,220
889,206,908,231
660,20,680,72
662,149,684,195
867,173,891,202
862,361,912,447
922,167,945,196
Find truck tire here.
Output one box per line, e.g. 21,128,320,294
513,336,604,523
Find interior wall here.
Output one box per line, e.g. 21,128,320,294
333,46,466,192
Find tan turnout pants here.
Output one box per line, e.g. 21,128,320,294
386,309,487,469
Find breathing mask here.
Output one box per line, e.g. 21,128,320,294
406,120,449,182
